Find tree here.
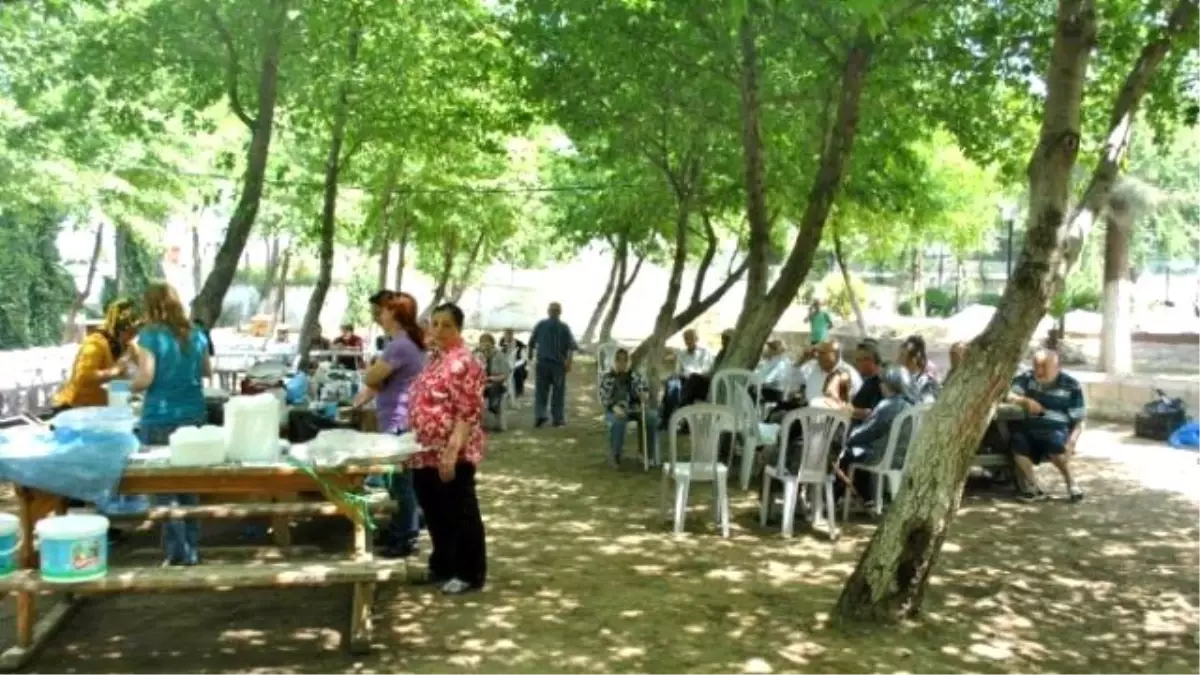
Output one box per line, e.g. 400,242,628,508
834,0,1198,623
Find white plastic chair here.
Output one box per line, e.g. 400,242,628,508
840,404,929,520
661,404,737,537
760,407,851,539
710,368,762,407
723,386,778,490
596,342,620,398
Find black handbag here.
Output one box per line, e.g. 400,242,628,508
1134,389,1188,442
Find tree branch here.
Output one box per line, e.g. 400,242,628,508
203,2,256,130
691,210,718,306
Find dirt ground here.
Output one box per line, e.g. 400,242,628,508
2,364,1198,674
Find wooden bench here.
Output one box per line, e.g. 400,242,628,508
0,558,414,670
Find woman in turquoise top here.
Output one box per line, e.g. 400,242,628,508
130,282,211,566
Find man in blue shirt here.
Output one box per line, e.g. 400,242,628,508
529,301,578,428
1006,349,1087,502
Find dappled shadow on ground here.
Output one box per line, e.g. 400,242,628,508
8,362,1199,673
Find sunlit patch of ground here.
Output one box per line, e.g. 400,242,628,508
3,362,1197,673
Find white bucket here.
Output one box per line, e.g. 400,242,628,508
0,513,20,578
35,514,109,583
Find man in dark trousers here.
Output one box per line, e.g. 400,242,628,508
529,301,578,428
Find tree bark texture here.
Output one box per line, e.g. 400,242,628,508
600,250,644,343
1101,202,1134,374
910,246,926,317
447,232,487,305
394,213,411,291
833,0,1097,623
426,231,458,318
738,10,771,306
832,224,868,337
190,0,289,327
190,223,203,298
721,30,875,370
582,237,623,345
255,236,281,313
61,223,105,343
298,16,358,366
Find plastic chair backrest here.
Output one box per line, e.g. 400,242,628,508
668,403,737,474
711,368,761,405
893,402,933,472
777,407,851,480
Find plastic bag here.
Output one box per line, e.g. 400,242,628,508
0,426,138,504
1168,421,1199,451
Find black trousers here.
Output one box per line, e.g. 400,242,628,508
512,364,527,396
411,463,487,588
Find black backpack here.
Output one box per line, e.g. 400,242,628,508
1134,389,1188,442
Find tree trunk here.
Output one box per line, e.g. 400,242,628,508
832,224,868,337
394,214,411,290
720,30,875,369
61,222,105,343
268,248,290,334
255,236,281,312
426,231,459,317
1060,0,1197,266
600,251,643,343
190,0,289,326
377,243,391,292
190,223,203,296
297,15,359,366
910,245,926,317
1101,204,1134,374
834,0,1096,623
447,231,487,305
582,239,623,345
738,10,771,306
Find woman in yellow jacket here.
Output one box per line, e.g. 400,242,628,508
53,299,138,410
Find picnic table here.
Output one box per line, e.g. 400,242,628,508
0,452,412,671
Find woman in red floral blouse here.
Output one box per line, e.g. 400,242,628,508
406,301,488,594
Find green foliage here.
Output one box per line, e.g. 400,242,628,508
975,292,1004,307
818,272,868,320
897,300,914,317
342,268,375,329
0,211,74,349
924,287,956,318
232,266,319,288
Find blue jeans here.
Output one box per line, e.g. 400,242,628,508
139,422,203,564
385,468,420,550
606,409,660,464
534,360,567,424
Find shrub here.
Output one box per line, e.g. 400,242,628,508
975,292,1003,307
924,287,956,318
818,272,869,319
897,299,914,316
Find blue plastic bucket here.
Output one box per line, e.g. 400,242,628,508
35,514,109,583
0,513,19,578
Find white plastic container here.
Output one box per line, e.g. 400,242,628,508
35,514,109,583
224,393,281,463
169,425,228,467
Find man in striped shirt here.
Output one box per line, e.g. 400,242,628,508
529,301,578,428
1006,349,1086,502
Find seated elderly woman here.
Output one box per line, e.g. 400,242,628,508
475,333,511,418
835,365,914,500
598,348,659,468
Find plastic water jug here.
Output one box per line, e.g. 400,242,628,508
169,425,228,466
224,393,281,463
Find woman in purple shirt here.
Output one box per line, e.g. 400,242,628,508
352,292,427,558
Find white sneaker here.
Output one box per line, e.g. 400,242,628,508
441,578,475,595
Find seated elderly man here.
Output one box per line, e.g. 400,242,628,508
659,328,713,428
796,340,862,407
755,339,791,403
1006,349,1086,502
849,339,884,423
599,348,659,468
475,333,511,418
836,365,914,500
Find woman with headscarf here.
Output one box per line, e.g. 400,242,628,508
406,302,488,594
52,298,138,411
130,282,212,566
351,291,427,558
